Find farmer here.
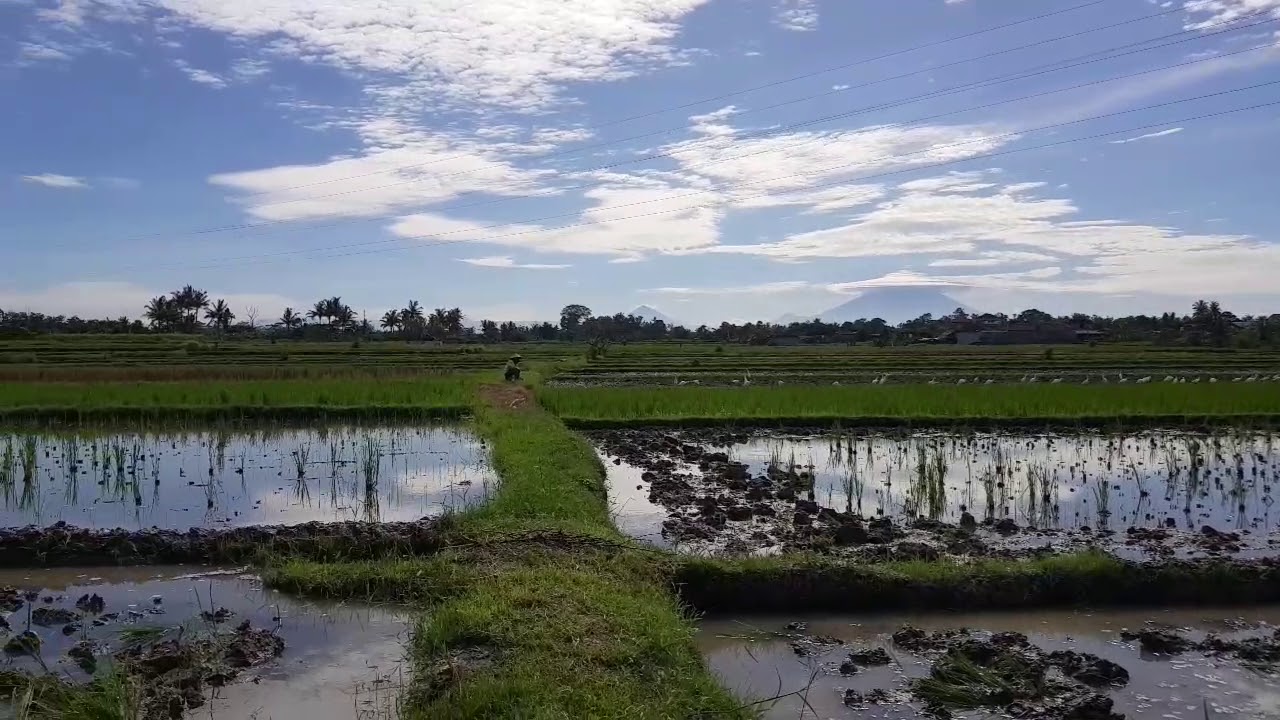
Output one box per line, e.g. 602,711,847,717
504,354,523,382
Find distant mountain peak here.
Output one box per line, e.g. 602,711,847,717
629,305,680,325
818,287,972,324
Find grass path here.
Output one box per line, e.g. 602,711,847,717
269,383,746,719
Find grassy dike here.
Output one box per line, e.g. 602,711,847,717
267,384,746,719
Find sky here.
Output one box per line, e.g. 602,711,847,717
2,0,1280,326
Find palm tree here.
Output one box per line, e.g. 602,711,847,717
144,296,179,331
307,300,329,325
380,310,401,332
169,285,209,332
400,300,425,339
280,307,302,329
332,302,355,328
203,299,235,331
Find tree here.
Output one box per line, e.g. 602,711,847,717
380,310,402,332
480,319,500,342
400,300,425,339
203,299,235,331
560,304,592,336
144,296,180,331
169,285,209,332
279,307,303,329
307,300,329,325
244,305,259,329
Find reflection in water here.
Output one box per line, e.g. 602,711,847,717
713,431,1279,531
699,607,1280,720
0,425,496,530
0,566,408,719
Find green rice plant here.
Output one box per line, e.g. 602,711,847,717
841,464,864,515
291,443,310,480
20,435,37,484
360,436,382,492
980,467,997,518
1093,478,1112,524
1,438,16,492
1185,438,1204,513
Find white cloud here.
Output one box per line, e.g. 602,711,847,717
208,119,554,221
89,0,715,112
35,0,88,26
929,251,1061,268
1109,127,1185,144
173,58,228,88
457,255,570,269
21,173,87,189
1184,0,1280,30
773,0,818,31
0,281,300,320
389,180,723,258
644,281,813,296
19,42,73,61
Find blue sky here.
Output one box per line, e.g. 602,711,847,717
3,0,1279,325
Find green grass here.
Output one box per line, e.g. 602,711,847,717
540,384,1280,425
0,377,477,418
673,551,1280,612
265,390,746,719
0,670,140,720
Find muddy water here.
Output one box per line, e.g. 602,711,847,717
698,607,1280,719
599,452,672,547
0,566,408,719
0,425,495,530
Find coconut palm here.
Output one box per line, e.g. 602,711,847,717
307,300,329,325
203,299,235,331
143,296,180,331
169,285,209,332
280,307,303,329
400,300,425,338
380,310,401,332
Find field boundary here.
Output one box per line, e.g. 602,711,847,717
561,413,1280,430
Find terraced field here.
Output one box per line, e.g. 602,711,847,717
3,337,1280,720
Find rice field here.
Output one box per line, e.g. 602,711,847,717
540,384,1280,425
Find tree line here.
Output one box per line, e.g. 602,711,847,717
1,290,1278,348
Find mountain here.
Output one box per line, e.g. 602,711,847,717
629,305,681,326
818,287,971,324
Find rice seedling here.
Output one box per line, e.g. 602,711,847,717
1093,478,1112,524
980,467,997,518
360,436,382,492
291,443,310,480
20,435,37,484
841,464,864,515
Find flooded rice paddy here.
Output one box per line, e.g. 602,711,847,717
0,566,408,719
699,607,1280,720
0,425,495,530
596,429,1280,557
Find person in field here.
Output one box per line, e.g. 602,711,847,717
504,354,523,382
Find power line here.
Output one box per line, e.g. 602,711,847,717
59,11,1277,253
109,85,1280,274
228,0,1117,199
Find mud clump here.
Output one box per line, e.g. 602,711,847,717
67,640,98,673
1,586,24,612
893,625,971,653
75,593,106,614
0,519,446,568
908,628,1129,720
1048,650,1130,686
117,619,284,720
847,646,892,666
1119,627,1193,655
31,606,80,627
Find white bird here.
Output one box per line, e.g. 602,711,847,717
928,379,939,385
957,378,967,385
1192,377,1201,383
1137,376,1152,384
832,381,841,386
1051,378,1063,384
1020,375,1029,383
985,379,995,385
1246,375,1258,383
1210,377,1219,383
1233,377,1243,383
1082,377,1090,385
1164,376,1174,383
1028,376,1039,383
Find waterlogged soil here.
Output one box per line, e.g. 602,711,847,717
594,429,1280,559
698,607,1280,720
0,566,408,719
0,425,495,531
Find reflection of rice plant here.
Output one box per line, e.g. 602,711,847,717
842,464,864,515
980,468,997,518
909,445,947,520
291,444,310,480
214,428,229,472
1,438,16,495
1025,463,1046,522
1185,438,1204,514
1125,460,1147,499
20,436,38,484
1092,478,1112,523
360,437,382,491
